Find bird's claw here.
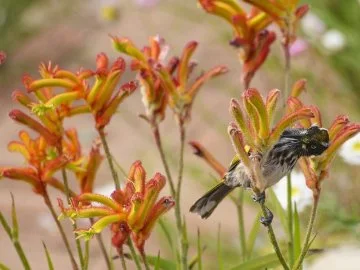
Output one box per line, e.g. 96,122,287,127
252,192,266,204
260,207,273,227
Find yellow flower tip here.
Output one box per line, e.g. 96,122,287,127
30,102,55,116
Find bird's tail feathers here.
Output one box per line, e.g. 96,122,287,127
190,182,234,219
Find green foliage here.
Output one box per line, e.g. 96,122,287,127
42,242,54,270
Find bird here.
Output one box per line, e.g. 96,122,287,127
190,125,329,225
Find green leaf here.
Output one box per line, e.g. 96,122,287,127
230,252,287,270
268,188,288,232
246,211,262,259
144,255,176,270
0,212,12,238
217,224,224,270
154,251,161,270
293,203,301,270
197,229,203,270
42,241,54,270
11,193,19,240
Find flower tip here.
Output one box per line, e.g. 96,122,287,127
188,141,204,157
96,52,109,70
22,74,33,91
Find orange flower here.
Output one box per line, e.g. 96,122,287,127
112,36,228,124
58,160,175,254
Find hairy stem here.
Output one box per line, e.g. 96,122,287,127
141,252,151,270
287,173,294,266
43,188,79,270
91,218,111,269
259,202,290,270
98,128,121,189
127,239,142,270
236,190,247,261
61,169,84,268
292,195,320,270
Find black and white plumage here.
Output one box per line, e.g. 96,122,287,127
190,125,329,219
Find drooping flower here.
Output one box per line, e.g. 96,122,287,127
273,171,312,211
58,160,175,254
198,0,276,88
112,36,228,124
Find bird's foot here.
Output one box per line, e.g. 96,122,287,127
252,192,266,204
260,207,273,227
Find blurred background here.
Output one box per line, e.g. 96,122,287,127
0,0,360,269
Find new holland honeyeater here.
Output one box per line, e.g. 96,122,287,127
190,125,329,223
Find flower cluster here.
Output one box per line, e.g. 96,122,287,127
112,35,228,124
228,87,315,192
58,161,175,254
286,97,360,197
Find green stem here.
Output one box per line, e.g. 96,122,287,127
127,239,142,270
43,188,79,270
91,218,111,269
175,121,188,270
84,240,90,270
0,213,31,270
287,173,294,267
236,190,247,261
141,252,151,270
98,128,121,189
259,202,289,270
117,248,128,270
292,195,320,270
61,168,84,269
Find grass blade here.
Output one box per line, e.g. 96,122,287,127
293,203,301,269
10,193,19,240
154,251,161,270
246,211,262,259
42,241,54,270
217,224,224,270
197,228,203,270
0,262,10,270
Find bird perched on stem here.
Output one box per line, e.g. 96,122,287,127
190,125,329,225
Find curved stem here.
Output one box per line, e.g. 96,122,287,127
98,128,121,189
43,188,79,270
236,190,247,261
292,195,320,270
259,202,290,270
127,239,142,270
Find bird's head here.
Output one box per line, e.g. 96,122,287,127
300,125,329,156
279,125,329,157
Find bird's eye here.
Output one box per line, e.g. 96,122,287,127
311,145,317,150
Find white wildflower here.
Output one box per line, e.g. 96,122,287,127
339,133,360,165
273,171,313,212
321,29,346,52
301,12,326,38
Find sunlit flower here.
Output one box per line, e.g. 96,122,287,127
339,133,360,165
321,29,346,53
273,171,312,211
